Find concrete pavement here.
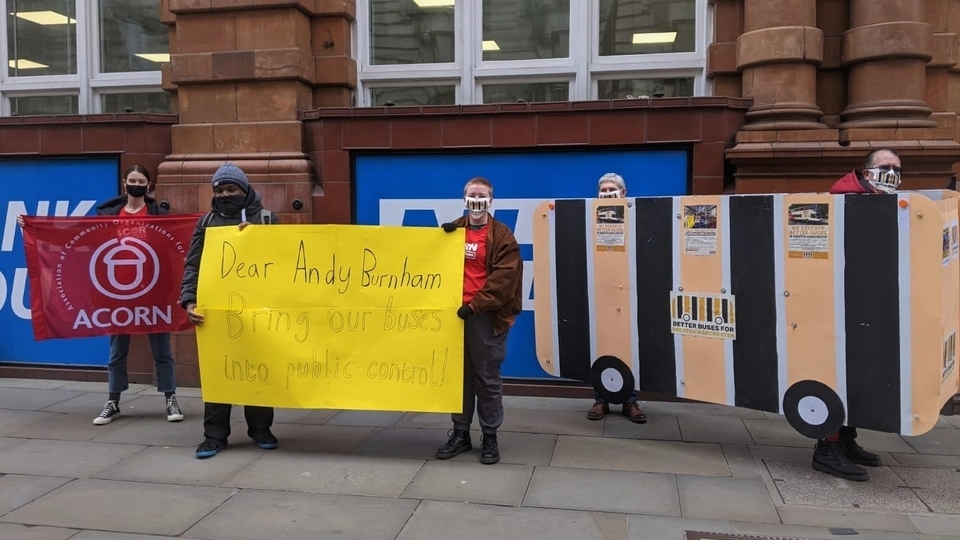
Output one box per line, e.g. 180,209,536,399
0,377,957,540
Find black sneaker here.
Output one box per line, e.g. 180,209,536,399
93,400,120,425
196,437,227,459
165,395,184,422
812,440,868,481
436,429,471,459
249,429,279,450
838,426,881,467
480,433,500,465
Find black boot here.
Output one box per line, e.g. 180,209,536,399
436,429,472,459
480,433,500,465
812,440,869,481
838,426,881,467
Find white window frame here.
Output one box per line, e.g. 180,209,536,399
356,0,713,106
0,0,165,116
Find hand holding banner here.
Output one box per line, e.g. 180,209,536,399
22,215,200,340
195,224,465,412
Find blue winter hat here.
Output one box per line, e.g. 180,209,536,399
211,162,249,193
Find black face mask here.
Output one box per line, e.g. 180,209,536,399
212,195,246,217
125,184,148,198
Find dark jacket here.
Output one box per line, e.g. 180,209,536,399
452,214,523,336
829,170,878,194
96,195,168,216
179,189,279,309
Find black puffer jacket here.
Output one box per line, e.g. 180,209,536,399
179,188,279,309
96,195,167,216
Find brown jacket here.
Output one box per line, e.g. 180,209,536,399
453,214,523,335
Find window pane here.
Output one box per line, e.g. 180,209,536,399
11,95,79,116
482,0,569,61
99,0,169,73
370,86,456,106
370,0,455,65
482,82,569,104
599,0,696,56
598,77,695,99
7,1,78,77
102,92,171,113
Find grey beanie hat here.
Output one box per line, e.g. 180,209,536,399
211,162,249,193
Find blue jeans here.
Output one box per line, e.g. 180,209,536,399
595,390,639,405
108,333,176,395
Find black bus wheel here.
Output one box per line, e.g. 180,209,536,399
782,380,846,439
590,356,635,405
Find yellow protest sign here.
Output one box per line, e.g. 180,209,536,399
195,225,465,412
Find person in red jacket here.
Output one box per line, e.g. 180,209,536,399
815,148,900,482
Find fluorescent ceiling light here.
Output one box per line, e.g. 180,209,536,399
14,11,76,25
632,32,677,44
482,40,500,51
9,59,49,69
135,53,171,63
413,0,455,7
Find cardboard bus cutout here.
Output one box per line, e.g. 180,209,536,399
532,192,960,439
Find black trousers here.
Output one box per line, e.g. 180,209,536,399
203,402,273,441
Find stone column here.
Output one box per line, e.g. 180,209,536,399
816,0,848,127
737,0,826,130
839,0,936,128
707,0,743,98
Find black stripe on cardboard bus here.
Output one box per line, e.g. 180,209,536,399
635,197,677,395
843,195,900,433
730,195,780,413
554,199,592,382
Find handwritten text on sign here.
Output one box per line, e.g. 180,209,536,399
196,225,465,411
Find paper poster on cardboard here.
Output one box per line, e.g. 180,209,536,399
683,205,718,256
670,291,736,340
596,205,626,252
944,332,957,383
944,227,951,266
787,204,830,260
951,221,959,260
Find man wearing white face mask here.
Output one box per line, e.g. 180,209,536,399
588,173,647,423
436,177,523,465
829,148,902,195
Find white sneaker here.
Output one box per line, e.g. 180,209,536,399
165,395,184,422
93,401,120,425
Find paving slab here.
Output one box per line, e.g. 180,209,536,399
552,435,730,476
89,416,205,447
889,452,960,468
678,415,753,445
0,475,72,516
260,423,372,454
677,475,780,523
0,523,78,540
70,532,198,540
40,392,130,415
742,418,815,448
728,520,857,539
765,459,927,512
9,412,137,442
603,414,682,441
0,410,60,433
0,379,68,390
400,460,533,506
395,411,471,429
223,452,423,497
397,500,628,540
92,445,262,486
851,429,919,454
0,437,24,452
284,408,340,425
933,417,955,429
325,410,406,427
1,478,237,536
944,415,960,429
627,514,730,540
777,505,921,533
503,396,597,412
908,514,960,536
523,465,681,516
500,407,605,436
353,426,451,460
903,429,960,456
0,439,144,478
56,381,138,393
185,489,418,540
720,444,762,479
122,394,206,418
640,401,766,419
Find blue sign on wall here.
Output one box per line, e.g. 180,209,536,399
356,149,689,379
0,158,118,366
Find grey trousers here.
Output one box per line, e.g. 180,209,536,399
452,312,508,435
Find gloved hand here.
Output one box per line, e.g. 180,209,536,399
441,222,458,233
457,304,473,320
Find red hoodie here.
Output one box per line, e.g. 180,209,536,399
829,170,879,194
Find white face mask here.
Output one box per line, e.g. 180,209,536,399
465,196,491,216
865,166,901,194
598,190,622,199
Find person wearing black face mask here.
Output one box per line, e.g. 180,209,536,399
91,165,184,426
179,162,280,459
